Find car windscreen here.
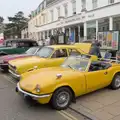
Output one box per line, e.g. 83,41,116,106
36,47,54,58
25,47,38,55
61,56,89,71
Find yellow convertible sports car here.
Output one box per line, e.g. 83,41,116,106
16,55,120,110
9,44,95,79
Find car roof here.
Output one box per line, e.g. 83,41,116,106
47,45,76,49
5,39,37,43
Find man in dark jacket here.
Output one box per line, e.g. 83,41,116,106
89,41,102,58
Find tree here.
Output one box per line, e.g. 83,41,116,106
0,16,4,24
4,11,28,39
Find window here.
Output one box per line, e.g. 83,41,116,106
50,10,54,22
52,49,68,58
57,7,60,18
81,0,86,9
108,0,114,4
68,49,81,56
36,47,54,58
34,20,36,26
36,18,38,26
39,16,41,25
64,4,68,17
46,13,48,23
44,1,46,8
43,14,46,24
26,47,38,55
92,0,97,9
72,0,76,14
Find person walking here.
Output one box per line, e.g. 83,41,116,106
89,40,102,58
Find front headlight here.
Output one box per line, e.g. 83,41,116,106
35,84,40,93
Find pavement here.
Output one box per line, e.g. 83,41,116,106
70,88,120,120
0,72,88,120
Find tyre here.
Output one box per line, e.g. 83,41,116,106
110,73,120,90
51,87,73,110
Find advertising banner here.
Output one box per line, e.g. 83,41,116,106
98,31,119,50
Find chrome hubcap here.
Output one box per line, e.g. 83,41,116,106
56,91,70,108
115,75,120,87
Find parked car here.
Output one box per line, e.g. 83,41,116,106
9,44,96,79
16,55,120,110
0,39,38,56
0,46,42,72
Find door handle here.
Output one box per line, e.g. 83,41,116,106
104,72,108,75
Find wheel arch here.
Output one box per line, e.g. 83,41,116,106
52,85,76,102
112,71,120,79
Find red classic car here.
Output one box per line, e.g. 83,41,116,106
0,46,42,72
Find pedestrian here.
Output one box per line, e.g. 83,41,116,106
89,40,102,58
46,37,50,45
104,50,112,59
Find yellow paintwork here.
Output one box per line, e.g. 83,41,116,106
74,43,92,54
8,44,93,75
18,60,120,104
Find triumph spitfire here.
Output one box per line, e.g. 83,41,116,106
9,44,96,79
16,55,120,110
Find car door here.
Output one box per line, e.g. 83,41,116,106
84,63,109,93
47,48,68,67
15,41,29,54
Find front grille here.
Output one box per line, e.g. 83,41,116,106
9,64,16,70
9,64,17,74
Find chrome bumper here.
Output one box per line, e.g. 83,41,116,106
9,69,20,78
16,83,51,98
0,63,8,71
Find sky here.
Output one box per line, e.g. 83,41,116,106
0,0,42,23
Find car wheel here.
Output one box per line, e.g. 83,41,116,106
111,73,120,90
51,87,72,110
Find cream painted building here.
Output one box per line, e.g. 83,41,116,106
28,0,120,44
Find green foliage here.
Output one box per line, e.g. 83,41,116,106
4,11,28,39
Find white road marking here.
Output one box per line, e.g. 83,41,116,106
3,75,16,85
58,110,78,120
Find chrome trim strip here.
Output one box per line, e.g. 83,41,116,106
9,70,20,78
0,63,8,65
17,83,51,98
